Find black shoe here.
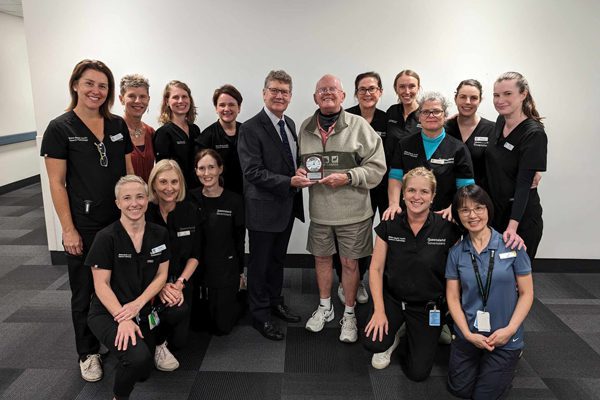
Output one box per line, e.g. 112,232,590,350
253,321,284,341
271,304,301,323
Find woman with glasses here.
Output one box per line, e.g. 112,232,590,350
446,185,533,399
335,72,387,306
486,72,547,260
385,70,422,160
154,80,201,190
145,159,200,371
40,59,134,383
445,80,495,189
120,74,155,183
384,92,475,222
196,84,244,195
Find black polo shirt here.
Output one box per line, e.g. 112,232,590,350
154,122,201,189
486,116,547,228
385,103,420,162
189,188,245,288
375,212,461,303
445,117,495,190
390,132,474,211
86,221,170,317
196,121,243,195
145,201,200,279
40,111,133,231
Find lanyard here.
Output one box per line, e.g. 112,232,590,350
470,249,495,310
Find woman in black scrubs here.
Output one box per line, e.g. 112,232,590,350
364,167,461,379
145,159,199,371
40,59,133,382
445,80,495,189
154,80,201,190
385,70,422,159
486,72,547,259
86,175,170,400
196,84,244,195
335,72,387,305
189,149,246,335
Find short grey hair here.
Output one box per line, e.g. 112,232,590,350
114,175,148,198
417,91,451,118
120,74,150,95
264,70,292,92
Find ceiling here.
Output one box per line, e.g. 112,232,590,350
0,0,23,17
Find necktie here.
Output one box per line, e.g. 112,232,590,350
278,119,295,167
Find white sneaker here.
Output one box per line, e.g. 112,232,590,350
154,342,179,371
356,283,369,304
439,324,452,345
337,285,345,304
80,354,103,382
305,305,334,332
339,314,358,343
371,330,401,369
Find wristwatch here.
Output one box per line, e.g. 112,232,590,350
177,277,187,287
346,171,353,185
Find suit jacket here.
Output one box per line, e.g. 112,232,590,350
238,109,304,232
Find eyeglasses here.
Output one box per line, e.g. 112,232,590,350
357,86,380,95
458,205,487,216
316,87,340,95
266,87,291,96
94,142,108,167
420,109,444,118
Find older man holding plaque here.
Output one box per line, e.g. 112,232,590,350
297,74,386,342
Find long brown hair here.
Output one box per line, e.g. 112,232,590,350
496,72,544,126
159,80,197,124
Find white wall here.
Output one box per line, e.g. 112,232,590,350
0,12,38,187
22,0,600,258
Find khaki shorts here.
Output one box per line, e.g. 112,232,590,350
307,218,373,259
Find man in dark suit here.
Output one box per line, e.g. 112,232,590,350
238,70,312,340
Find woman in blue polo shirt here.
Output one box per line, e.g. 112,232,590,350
446,184,533,400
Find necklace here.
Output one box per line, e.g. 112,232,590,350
132,127,143,138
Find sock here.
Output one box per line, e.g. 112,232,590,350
319,297,331,309
344,304,355,315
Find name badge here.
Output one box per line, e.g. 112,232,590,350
429,309,441,326
504,142,514,151
177,230,191,237
499,251,517,259
110,133,124,142
430,158,454,165
475,310,491,332
150,244,167,256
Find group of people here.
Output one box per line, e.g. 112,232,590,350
40,59,546,400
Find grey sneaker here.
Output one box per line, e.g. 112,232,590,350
371,330,401,369
305,305,334,332
356,283,369,304
154,342,179,371
80,354,103,382
337,285,345,304
339,314,358,343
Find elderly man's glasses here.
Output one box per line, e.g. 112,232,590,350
316,87,340,95
420,109,444,118
357,86,380,95
94,142,108,167
458,205,487,217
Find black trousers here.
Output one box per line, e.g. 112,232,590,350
206,285,244,335
247,215,294,323
447,336,521,400
66,229,101,359
156,300,191,350
88,312,155,400
362,290,442,382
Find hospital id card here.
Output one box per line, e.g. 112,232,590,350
475,310,491,332
148,309,160,330
429,309,441,326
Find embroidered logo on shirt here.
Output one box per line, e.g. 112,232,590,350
427,238,446,246
474,137,488,147
215,144,229,149
176,140,186,145
388,119,398,124
117,253,132,258
110,133,124,142
150,244,167,256
403,151,418,158
68,136,88,142
388,236,406,242
216,209,232,217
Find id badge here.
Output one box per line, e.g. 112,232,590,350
475,310,491,332
429,309,441,326
148,309,160,330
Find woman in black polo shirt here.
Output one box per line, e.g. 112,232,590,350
145,159,200,371
154,80,201,190
40,59,133,382
364,167,461,380
486,72,547,259
196,84,244,195
189,149,246,335
86,175,170,400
